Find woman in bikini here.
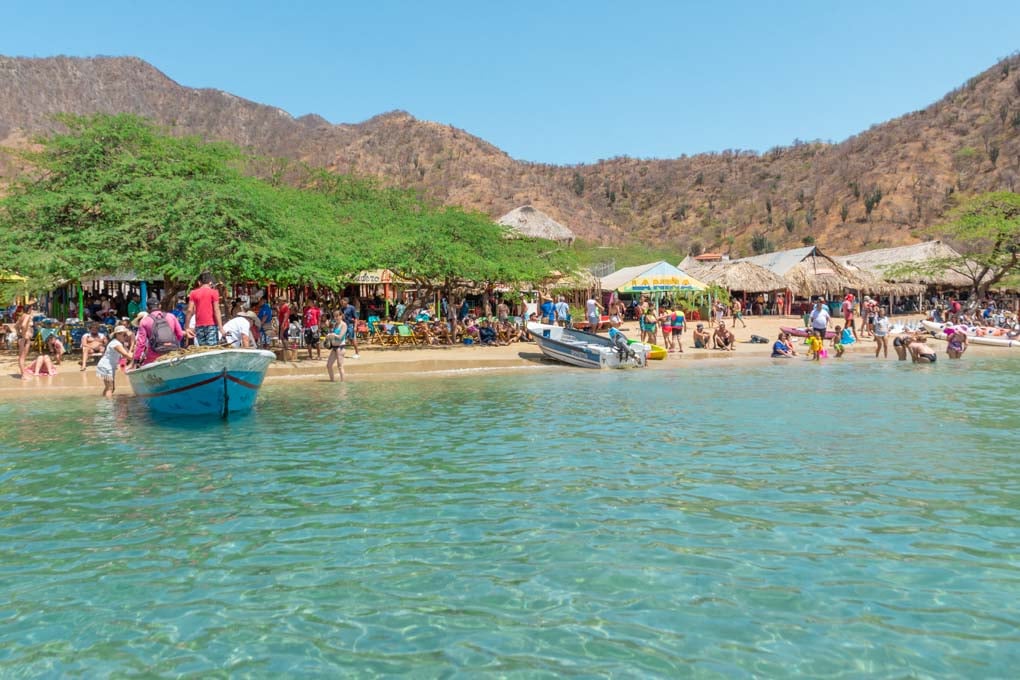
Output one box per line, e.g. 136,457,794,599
946,328,967,359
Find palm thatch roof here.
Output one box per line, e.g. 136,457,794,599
498,205,575,244
683,260,790,294
545,269,600,291
737,246,874,297
838,241,973,288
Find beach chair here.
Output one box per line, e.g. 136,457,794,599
356,320,369,341
367,316,383,344
395,323,416,346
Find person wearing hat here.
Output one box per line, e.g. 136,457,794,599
540,295,555,325
692,323,710,349
222,310,257,348
131,311,149,328
96,325,134,396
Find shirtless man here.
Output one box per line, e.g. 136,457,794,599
79,323,108,371
692,323,710,349
15,302,36,376
713,321,735,351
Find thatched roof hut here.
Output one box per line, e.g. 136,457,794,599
838,241,974,288
498,205,575,244
684,260,790,294
737,246,873,297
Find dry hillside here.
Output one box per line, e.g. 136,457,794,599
1,54,1019,256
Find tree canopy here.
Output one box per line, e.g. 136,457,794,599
0,113,572,298
888,191,1020,295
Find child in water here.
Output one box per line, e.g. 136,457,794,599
832,324,845,358
831,324,855,358
807,329,824,361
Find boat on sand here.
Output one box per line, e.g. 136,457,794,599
921,321,1020,348
781,326,835,339
528,323,648,369
127,348,276,416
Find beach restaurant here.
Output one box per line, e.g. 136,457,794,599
600,261,707,310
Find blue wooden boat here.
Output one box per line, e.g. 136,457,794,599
127,348,276,416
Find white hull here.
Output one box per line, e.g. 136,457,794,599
528,323,647,369
921,321,1020,348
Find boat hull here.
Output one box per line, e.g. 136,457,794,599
781,326,835,339
127,349,276,416
529,323,646,369
921,321,1019,348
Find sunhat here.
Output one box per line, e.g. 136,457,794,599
131,311,148,326
112,325,130,335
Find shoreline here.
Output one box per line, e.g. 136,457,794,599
1,315,1009,399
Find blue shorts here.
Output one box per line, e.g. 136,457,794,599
195,325,220,346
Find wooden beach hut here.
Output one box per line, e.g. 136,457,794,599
839,241,976,291
683,260,792,314
735,246,872,314
498,205,576,245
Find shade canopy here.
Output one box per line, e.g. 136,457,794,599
600,261,706,293
683,260,789,294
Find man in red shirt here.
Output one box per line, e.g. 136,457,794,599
184,271,223,346
303,295,322,360
277,296,291,352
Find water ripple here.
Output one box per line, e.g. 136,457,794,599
1,355,1019,676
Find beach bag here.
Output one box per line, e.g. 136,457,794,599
149,312,180,354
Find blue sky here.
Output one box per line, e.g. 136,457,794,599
3,1,1018,164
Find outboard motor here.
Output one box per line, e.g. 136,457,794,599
608,327,636,361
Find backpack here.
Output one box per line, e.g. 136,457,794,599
149,312,180,354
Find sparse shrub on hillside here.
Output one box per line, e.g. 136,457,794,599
694,172,704,186
784,215,795,232
849,181,860,199
689,240,704,256
572,172,585,196
989,144,1000,166
840,203,850,222
801,235,815,246
864,188,883,219
805,208,815,227
751,232,774,254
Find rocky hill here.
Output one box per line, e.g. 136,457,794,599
1,54,1019,256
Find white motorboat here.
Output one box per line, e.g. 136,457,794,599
528,323,647,369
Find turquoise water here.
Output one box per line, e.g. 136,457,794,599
2,356,1019,677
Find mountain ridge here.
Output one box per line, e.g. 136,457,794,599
1,53,1019,255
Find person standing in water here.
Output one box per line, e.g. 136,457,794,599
325,311,347,382
873,307,890,359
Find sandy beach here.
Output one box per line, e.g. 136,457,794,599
0,314,1003,398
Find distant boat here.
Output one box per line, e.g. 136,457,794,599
921,321,1020,348
528,323,647,369
127,348,276,416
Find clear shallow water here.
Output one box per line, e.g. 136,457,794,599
1,356,1019,677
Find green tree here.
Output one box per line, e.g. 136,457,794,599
0,114,352,294
887,191,1020,295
